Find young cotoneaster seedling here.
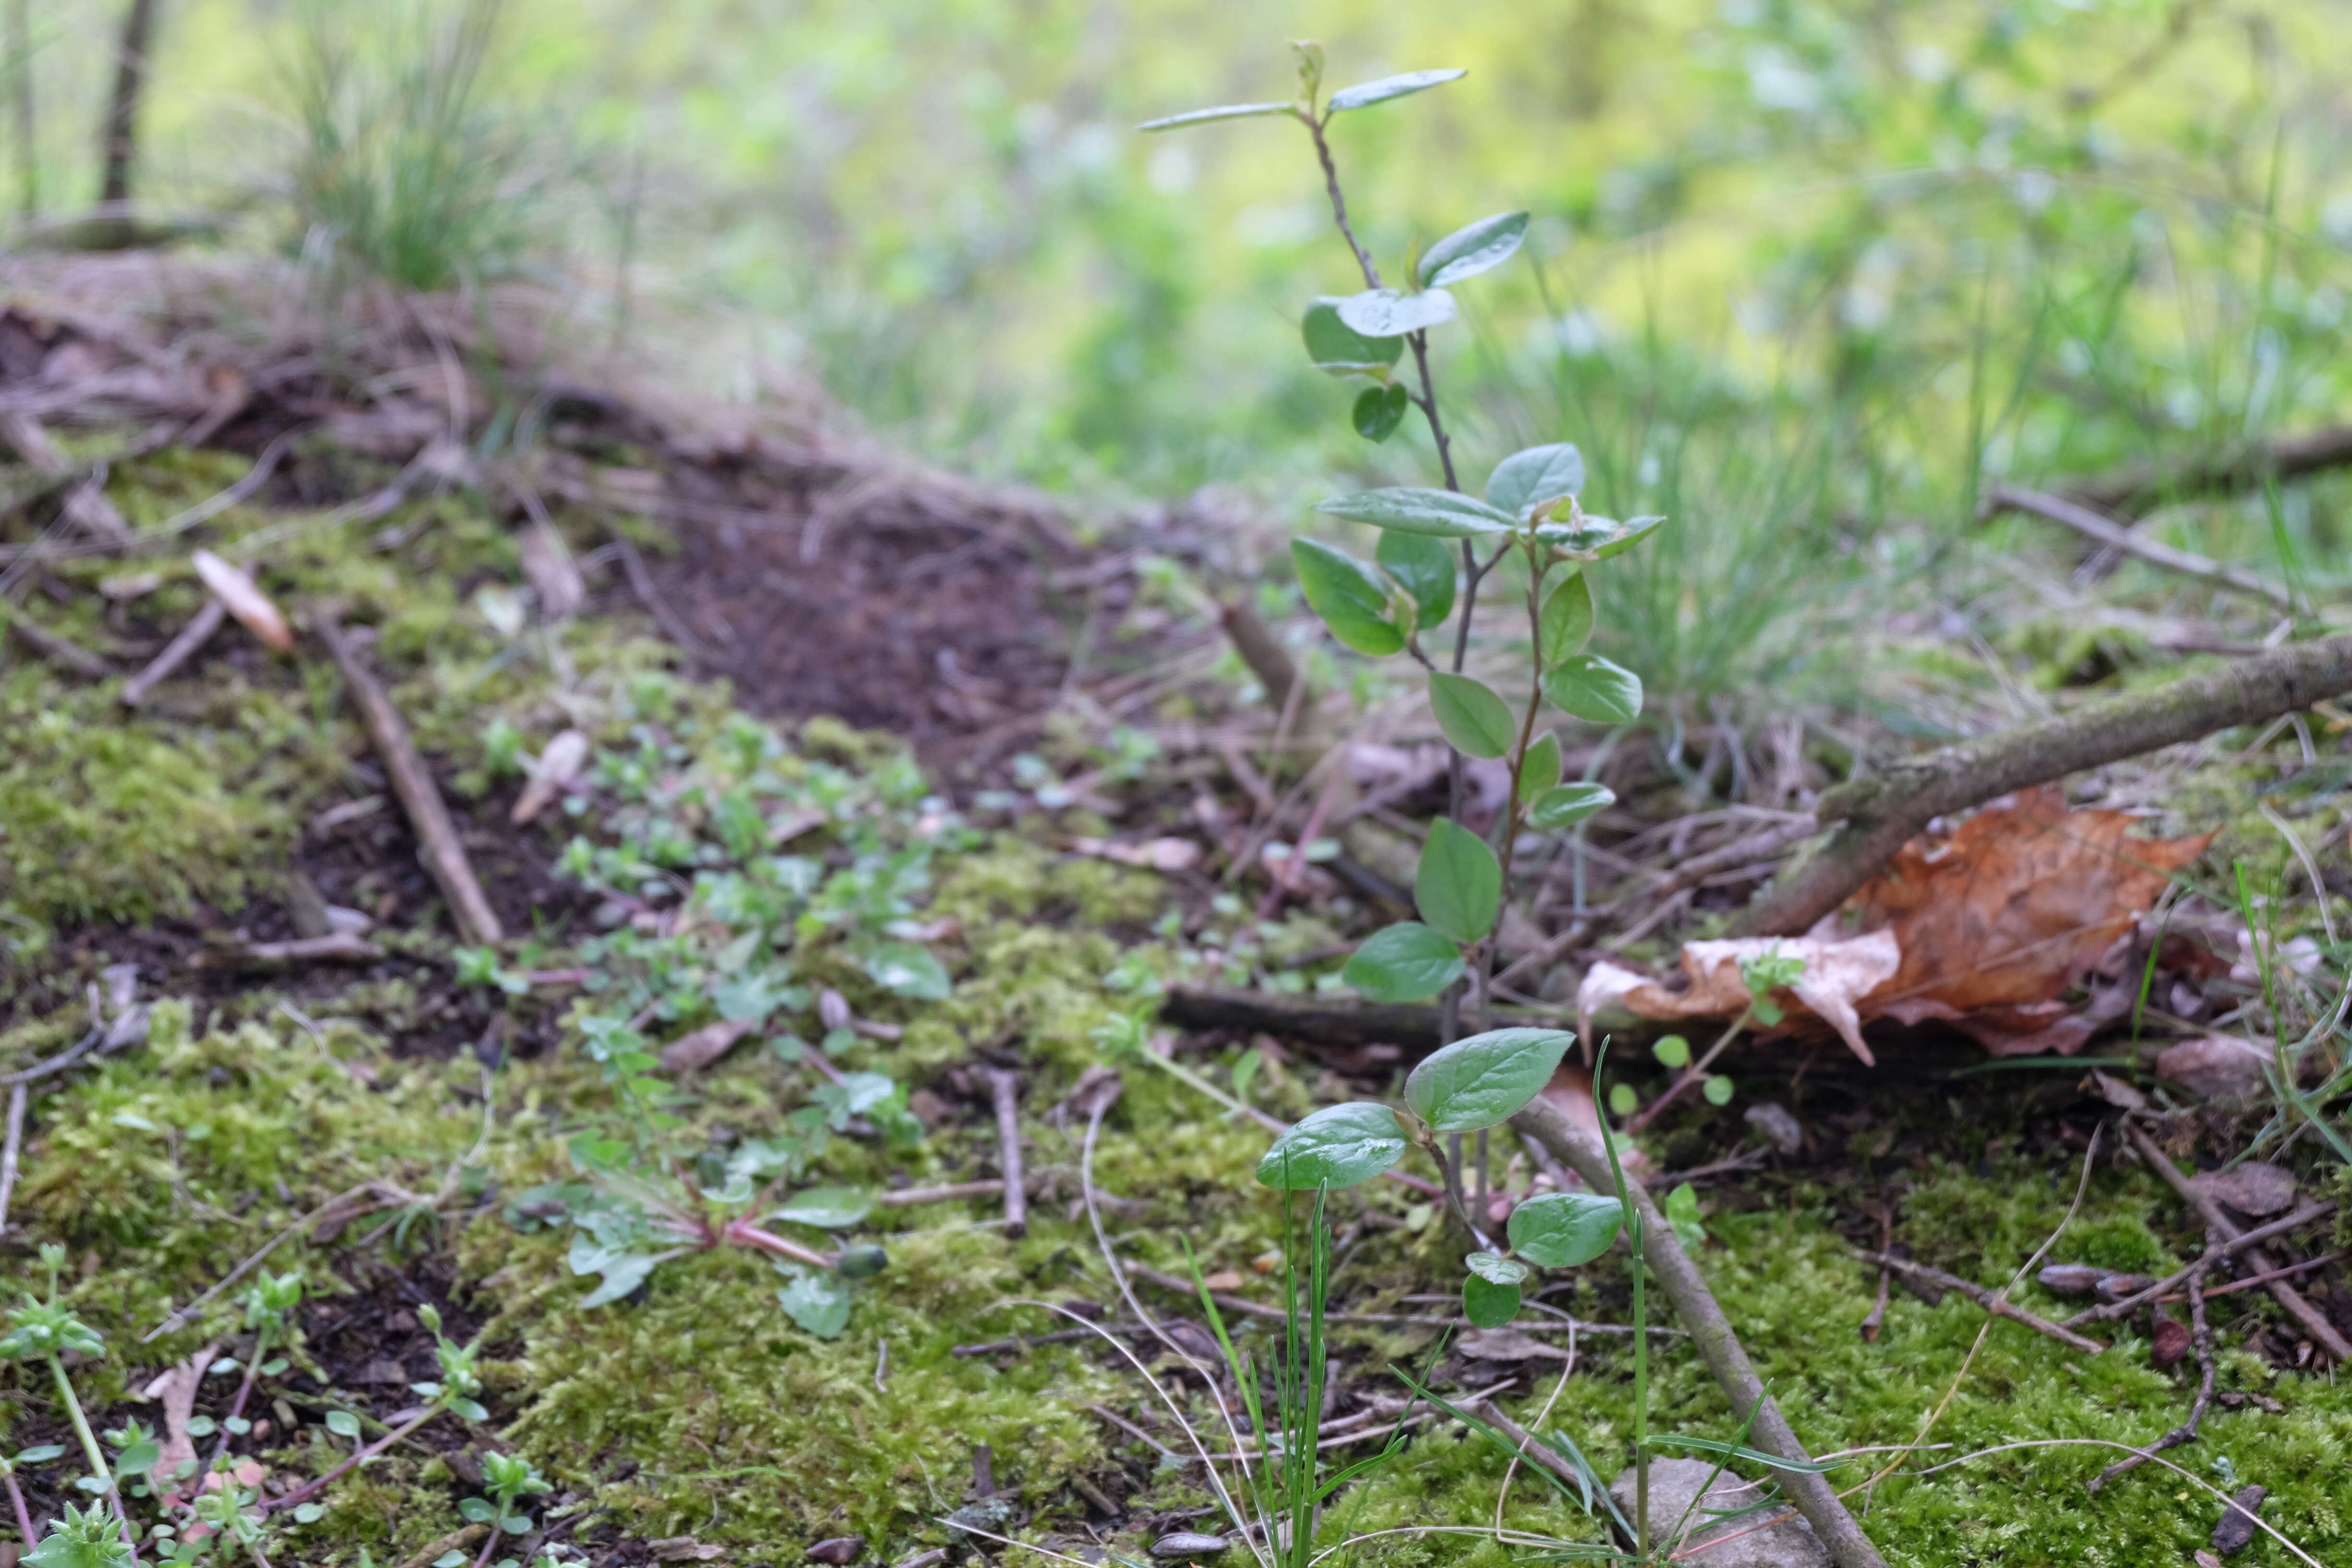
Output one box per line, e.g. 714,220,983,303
1146,44,1663,1233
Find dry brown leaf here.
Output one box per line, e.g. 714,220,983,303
1067,835,1201,872
661,1017,751,1074
517,516,586,620
1845,785,2212,1055
190,549,293,652
2156,1036,2270,1099
140,1339,220,1504
1579,932,1899,1065
512,729,591,825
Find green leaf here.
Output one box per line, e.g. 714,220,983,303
1352,383,1409,441
1302,297,1403,374
1315,486,1516,538
1507,1191,1623,1267
1413,817,1501,943
777,1271,853,1339
1427,672,1517,759
1256,1102,1409,1189
1518,732,1561,797
1608,1083,1638,1117
1543,654,1643,724
1404,1027,1573,1132
1334,286,1458,338
1137,101,1294,131
1462,1272,1520,1328
1416,211,1529,288
1703,1074,1735,1106
1325,68,1468,113
1375,532,1455,629
1537,572,1594,664
324,1410,360,1439
433,1554,469,1568
1342,922,1465,1003
1592,515,1667,560
1486,444,1586,516
1466,1250,1529,1285
865,941,951,1000
1526,782,1616,831
1291,539,1410,656
292,1503,325,1524
1652,1034,1691,1070
459,1499,497,1525
768,1187,872,1229
1645,1432,1846,1474
11,1445,66,1465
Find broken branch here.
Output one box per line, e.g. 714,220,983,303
2121,1120,2352,1361
1850,1250,2107,1355
1510,1095,1889,1568
1983,484,2291,609
120,595,225,706
1738,632,2352,937
986,1067,1027,1239
2,601,114,678
311,608,506,947
0,408,135,547
2065,1200,2336,1327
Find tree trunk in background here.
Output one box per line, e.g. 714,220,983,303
97,0,158,206
8,0,30,219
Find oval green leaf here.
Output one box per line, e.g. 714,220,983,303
1518,732,1561,797
1291,539,1410,656
1256,1102,1409,1189
1466,1250,1530,1285
1326,68,1468,113
1303,296,1404,374
768,1187,872,1229
1486,443,1586,516
1543,654,1643,724
1537,571,1594,664
1702,1074,1735,1106
1375,531,1455,630
1417,211,1529,288
1335,286,1458,339
1507,1190,1623,1268
1462,1272,1520,1328
777,1271,853,1339
1427,672,1516,759
1593,515,1666,560
1138,102,1295,132
1342,922,1465,1004
866,941,951,1000
1404,1026,1573,1132
1526,782,1616,831
1353,382,1409,441
1652,1034,1691,1070
1315,487,1516,538
1414,817,1500,944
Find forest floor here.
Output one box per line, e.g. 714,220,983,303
2,255,2350,1568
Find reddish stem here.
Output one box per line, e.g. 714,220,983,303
5,1468,35,1554
263,1408,440,1514
722,1219,836,1269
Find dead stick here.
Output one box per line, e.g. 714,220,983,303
0,409,135,547
2007,423,2352,517
2122,1119,2352,1360
1984,484,2290,608
986,1068,1026,1239
311,609,505,946
876,1176,1041,1208
3,603,113,678
1851,1250,2106,1355
1739,631,2352,937
2176,1250,2347,1302
1510,1096,1888,1568
120,596,226,706
0,1081,25,1234
2087,1248,2217,1493
2065,1200,2336,1327
1462,1397,1595,1500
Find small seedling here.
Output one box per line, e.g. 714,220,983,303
459,1451,551,1566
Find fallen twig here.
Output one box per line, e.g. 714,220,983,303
0,1082,25,1235
120,596,226,706
312,608,506,946
191,932,384,970
2088,1255,2217,1493
1850,1250,2106,1356
1510,1095,1889,1568
2008,424,2352,518
0,408,135,547
2121,1120,2352,1360
1738,631,2352,937
2064,1200,2337,1327
986,1067,1027,1240
3,601,115,678
1984,484,2291,609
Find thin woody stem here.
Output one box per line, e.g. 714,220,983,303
1305,113,1381,289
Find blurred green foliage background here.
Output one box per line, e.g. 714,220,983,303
15,0,2352,702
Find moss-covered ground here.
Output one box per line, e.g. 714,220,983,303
4,451,2349,1568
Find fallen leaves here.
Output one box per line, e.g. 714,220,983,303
1583,787,2217,1061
